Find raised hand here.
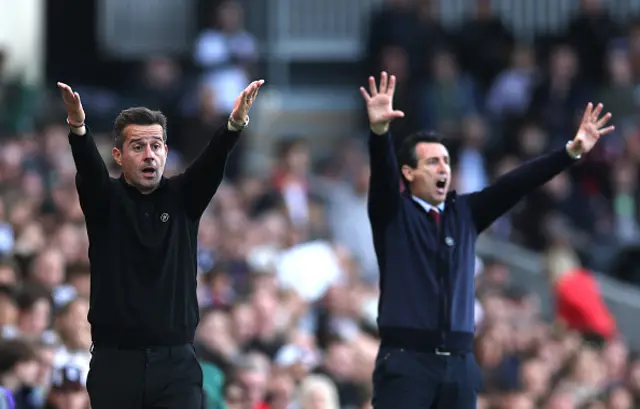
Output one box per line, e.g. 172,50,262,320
360,72,405,135
57,82,85,126
230,79,265,125
569,102,615,156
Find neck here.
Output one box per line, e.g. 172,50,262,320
123,174,157,195
412,192,443,207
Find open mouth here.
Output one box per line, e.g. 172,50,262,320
436,177,447,193
141,167,156,178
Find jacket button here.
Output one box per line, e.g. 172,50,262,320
445,237,455,246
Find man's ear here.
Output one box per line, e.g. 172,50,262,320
112,147,122,166
401,165,414,183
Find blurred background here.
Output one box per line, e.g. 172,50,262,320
5,0,640,408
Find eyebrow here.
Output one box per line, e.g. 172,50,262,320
426,155,450,161
128,136,164,145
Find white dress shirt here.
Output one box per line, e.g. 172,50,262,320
412,195,445,214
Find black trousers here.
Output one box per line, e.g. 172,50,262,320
372,347,482,409
87,344,203,409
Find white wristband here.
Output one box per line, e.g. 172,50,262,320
566,141,581,160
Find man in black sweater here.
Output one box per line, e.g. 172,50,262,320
57,79,264,409
360,72,614,409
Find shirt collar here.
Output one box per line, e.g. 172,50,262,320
119,174,167,195
411,195,445,213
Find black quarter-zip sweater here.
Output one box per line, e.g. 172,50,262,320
369,131,577,352
68,124,240,348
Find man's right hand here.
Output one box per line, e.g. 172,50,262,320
360,71,405,135
57,82,86,127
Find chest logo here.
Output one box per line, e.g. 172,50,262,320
160,213,170,223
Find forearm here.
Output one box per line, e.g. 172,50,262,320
68,125,110,183
178,124,241,217
468,147,576,232
368,129,402,215
184,123,241,178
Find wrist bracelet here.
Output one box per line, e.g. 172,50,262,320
228,115,249,131
66,118,85,128
565,140,582,160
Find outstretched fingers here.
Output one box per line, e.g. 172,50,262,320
599,125,615,136
379,72,388,94
240,80,263,106
360,87,371,103
391,110,405,119
362,72,398,103
591,103,603,122
242,83,254,97
368,76,378,97
387,74,397,96
253,79,264,93
582,102,593,124
596,111,612,129
250,82,261,99
56,82,80,104
589,101,615,135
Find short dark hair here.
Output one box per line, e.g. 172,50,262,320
275,136,308,159
16,283,52,311
113,107,168,149
65,263,90,282
0,339,38,375
202,262,229,285
0,285,17,303
396,130,445,170
0,255,18,272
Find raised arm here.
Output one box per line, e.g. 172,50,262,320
361,72,406,222
58,82,111,220
368,131,403,219
175,80,264,219
467,102,615,233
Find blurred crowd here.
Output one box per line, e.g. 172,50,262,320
0,0,640,408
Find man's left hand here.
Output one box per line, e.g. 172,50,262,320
229,79,264,127
568,102,615,156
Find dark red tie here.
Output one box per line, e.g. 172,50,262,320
429,209,440,226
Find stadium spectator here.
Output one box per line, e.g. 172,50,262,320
0,339,41,409
3,0,640,408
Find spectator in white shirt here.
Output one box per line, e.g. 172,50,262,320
194,0,258,114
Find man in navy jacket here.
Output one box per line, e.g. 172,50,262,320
360,72,614,409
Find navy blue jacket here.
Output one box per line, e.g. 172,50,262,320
368,131,576,352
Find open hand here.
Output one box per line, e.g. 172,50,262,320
360,72,405,135
569,102,615,156
57,82,85,125
230,79,264,125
